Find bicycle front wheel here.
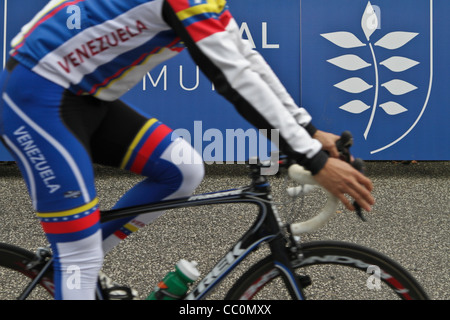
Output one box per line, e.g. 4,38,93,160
0,243,54,300
226,241,429,300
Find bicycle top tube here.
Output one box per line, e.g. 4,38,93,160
99,158,278,224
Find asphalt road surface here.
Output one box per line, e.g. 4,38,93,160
0,160,448,300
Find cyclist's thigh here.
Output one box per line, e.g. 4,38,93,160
89,99,187,179
90,99,204,189
89,99,163,170
0,63,97,214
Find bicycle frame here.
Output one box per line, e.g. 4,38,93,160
100,168,304,300
16,163,304,300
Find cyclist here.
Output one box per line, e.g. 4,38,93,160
0,0,374,300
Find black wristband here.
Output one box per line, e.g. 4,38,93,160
304,122,318,137
301,150,329,176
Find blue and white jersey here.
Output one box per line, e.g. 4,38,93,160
11,0,185,101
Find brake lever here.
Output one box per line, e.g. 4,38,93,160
351,158,367,222
336,131,367,222
336,130,353,163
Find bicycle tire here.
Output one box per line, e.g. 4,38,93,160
225,240,429,300
0,243,54,299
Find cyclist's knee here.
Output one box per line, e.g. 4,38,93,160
164,137,204,195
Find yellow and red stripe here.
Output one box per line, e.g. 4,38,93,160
37,198,99,235
167,0,231,42
113,222,139,240
120,118,173,175
130,124,173,174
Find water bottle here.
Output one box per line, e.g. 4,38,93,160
146,259,200,300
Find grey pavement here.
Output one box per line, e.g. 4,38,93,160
0,160,448,300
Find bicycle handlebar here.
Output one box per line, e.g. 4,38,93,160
285,130,366,235
287,163,339,235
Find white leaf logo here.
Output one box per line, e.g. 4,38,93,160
327,54,371,71
381,79,418,95
321,32,366,49
361,2,379,41
339,100,371,114
375,32,419,50
379,102,408,115
334,77,373,94
380,56,420,72
321,1,424,144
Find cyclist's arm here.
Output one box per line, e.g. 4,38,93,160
234,31,345,158
162,0,328,175
232,31,317,136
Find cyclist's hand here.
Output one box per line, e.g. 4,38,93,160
313,157,375,212
313,130,340,158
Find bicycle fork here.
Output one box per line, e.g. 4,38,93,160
258,190,306,300
267,231,306,300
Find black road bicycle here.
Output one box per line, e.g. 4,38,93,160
0,133,429,300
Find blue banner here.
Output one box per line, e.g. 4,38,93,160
1,0,448,161
300,0,449,160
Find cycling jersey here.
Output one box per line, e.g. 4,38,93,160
10,0,328,175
